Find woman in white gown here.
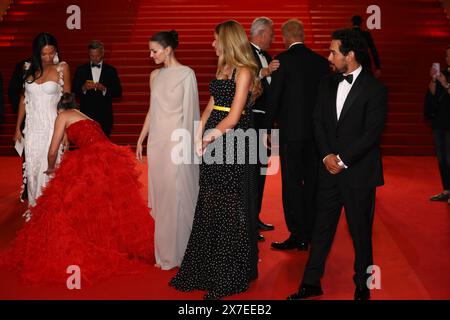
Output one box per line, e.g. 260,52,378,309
136,30,200,270
13,33,71,212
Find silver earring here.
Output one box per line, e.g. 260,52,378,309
53,53,60,64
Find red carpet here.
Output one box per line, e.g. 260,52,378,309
0,156,449,300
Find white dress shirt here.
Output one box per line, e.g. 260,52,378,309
325,65,363,169
288,41,303,49
336,65,362,120
91,61,102,83
86,61,107,96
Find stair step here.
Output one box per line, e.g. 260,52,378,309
381,134,434,145
0,146,17,156
387,113,427,123
114,113,146,123
0,0,448,156
384,123,432,134
380,145,435,156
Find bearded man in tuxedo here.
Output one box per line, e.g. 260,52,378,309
288,28,387,301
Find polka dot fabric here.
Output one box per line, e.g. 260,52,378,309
169,69,259,300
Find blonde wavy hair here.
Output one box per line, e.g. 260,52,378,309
215,20,262,101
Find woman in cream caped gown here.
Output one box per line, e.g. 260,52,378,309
137,30,199,270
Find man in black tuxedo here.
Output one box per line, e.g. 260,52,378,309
351,15,381,78
288,28,387,300
73,40,122,137
267,19,329,251
249,17,280,239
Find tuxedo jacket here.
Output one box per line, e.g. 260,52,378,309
313,69,388,188
250,44,272,113
72,63,122,125
266,43,330,141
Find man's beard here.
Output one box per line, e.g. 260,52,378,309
338,64,349,74
330,63,348,74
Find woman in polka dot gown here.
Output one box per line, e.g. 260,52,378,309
169,20,261,300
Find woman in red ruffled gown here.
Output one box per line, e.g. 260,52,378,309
0,93,154,286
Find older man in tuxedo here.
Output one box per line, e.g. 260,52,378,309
249,17,280,240
73,40,122,137
288,28,388,300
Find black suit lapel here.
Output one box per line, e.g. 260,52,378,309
338,70,368,124
262,51,272,63
251,45,271,91
85,63,94,81
330,77,339,125
250,45,263,68
99,65,106,84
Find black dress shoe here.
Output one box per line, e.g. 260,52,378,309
258,233,265,242
271,238,309,251
430,192,450,201
287,284,323,300
258,219,275,231
354,286,370,300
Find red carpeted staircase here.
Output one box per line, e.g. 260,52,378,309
0,0,449,155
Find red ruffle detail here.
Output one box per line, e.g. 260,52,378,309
0,120,154,286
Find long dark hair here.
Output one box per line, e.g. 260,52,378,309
25,32,60,84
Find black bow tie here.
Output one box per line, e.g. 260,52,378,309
254,47,264,55
337,73,353,84
91,63,101,68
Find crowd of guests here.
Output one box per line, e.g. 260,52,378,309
0,14,396,301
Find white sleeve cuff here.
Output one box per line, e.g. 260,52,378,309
336,155,348,169
258,69,264,80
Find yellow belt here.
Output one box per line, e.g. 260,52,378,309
213,105,245,115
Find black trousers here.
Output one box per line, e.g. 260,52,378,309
99,118,113,138
253,112,270,216
80,102,113,138
433,129,450,190
302,180,376,287
279,138,317,242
